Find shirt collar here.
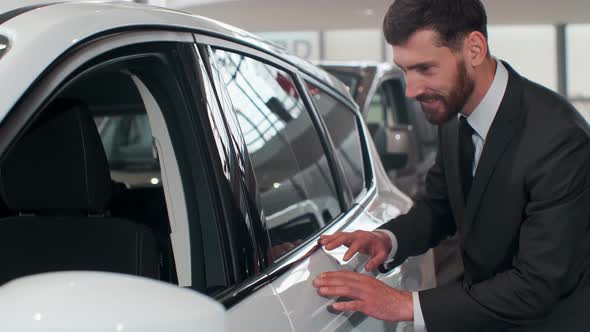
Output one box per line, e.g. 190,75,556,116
460,59,508,140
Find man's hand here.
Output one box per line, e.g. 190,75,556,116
319,230,392,271
313,270,413,322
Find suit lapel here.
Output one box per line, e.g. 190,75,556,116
461,63,525,237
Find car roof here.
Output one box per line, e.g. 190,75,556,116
0,1,352,119
316,61,404,78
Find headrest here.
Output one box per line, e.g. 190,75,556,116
0,99,111,213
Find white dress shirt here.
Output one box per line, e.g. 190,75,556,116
375,59,508,331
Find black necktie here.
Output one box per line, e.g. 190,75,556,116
459,116,475,201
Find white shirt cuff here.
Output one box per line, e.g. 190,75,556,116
373,229,398,267
412,292,427,331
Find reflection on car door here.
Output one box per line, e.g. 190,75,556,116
204,43,380,331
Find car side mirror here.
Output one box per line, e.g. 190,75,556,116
0,271,227,331
382,125,419,173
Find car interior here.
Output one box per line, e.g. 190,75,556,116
0,68,177,285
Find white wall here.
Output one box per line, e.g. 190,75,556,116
567,25,590,98
488,25,557,92
256,31,320,61
324,30,382,62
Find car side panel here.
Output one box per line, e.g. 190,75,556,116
269,241,360,331
227,282,293,331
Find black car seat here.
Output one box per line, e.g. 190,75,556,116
0,99,162,285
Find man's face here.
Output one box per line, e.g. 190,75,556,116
393,30,475,124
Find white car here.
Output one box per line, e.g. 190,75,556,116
0,1,435,331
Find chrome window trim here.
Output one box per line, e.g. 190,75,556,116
264,186,376,279
217,187,377,309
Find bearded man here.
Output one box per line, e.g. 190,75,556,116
313,1,590,331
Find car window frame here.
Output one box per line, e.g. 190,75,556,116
188,34,383,308
210,46,348,246
0,29,233,293
195,33,378,262
185,42,265,295
301,74,376,204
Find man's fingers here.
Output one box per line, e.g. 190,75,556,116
320,232,346,242
332,300,364,312
317,285,366,300
322,233,352,250
314,271,366,286
343,242,360,261
319,233,342,245
365,252,387,271
313,273,361,288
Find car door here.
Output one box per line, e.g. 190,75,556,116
197,36,395,331
0,26,294,331
188,37,434,331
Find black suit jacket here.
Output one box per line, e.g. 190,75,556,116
379,62,590,332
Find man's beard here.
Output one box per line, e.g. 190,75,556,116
418,60,475,125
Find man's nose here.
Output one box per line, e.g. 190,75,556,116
405,76,424,100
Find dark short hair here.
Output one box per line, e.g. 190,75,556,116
383,0,488,50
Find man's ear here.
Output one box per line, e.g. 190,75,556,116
464,31,488,67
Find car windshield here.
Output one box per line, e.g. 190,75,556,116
323,69,361,98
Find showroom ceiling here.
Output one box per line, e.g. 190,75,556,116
167,0,590,31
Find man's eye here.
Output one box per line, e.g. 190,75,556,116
417,65,431,73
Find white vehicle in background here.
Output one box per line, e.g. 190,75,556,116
0,1,435,331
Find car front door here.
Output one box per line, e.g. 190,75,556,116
199,37,399,331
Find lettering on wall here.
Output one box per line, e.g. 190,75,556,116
256,31,319,60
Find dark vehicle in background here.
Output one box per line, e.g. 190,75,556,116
319,62,438,199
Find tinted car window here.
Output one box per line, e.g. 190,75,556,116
367,85,388,125
97,114,154,164
306,82,366,198
326,71,361,98
384,79,410,125
368,79,409,127
211,49,342,261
